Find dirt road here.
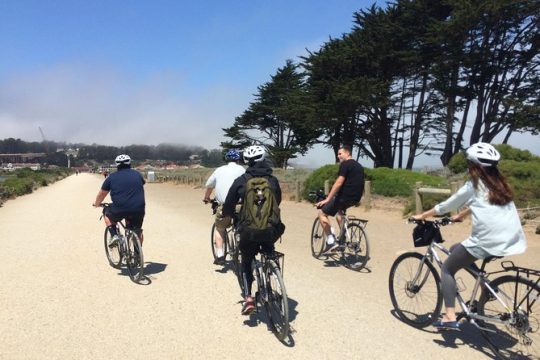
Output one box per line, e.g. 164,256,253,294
1,173,538,359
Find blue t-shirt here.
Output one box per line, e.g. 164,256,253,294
102,168,146,213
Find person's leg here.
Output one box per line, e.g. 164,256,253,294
213,208,230,262
126,213,144,245
319,197,339,248
439,243,477,323
239,239,257,314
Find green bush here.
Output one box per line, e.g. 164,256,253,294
365,167,447,197
495,144,538,162
302,164,339,199
302,165,447,199
448,152,467,174
0,168,73,201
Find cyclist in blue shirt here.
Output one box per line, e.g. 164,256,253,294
93,154,146,247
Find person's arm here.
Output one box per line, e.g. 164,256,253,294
223,178,241,216
93,189,109,207
316,175,345,207
203,187,213,203
203,171,217,202
413,183,473,220
451,207,471,222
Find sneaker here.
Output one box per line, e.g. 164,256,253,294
241,298,256,315
322,242,339,255
213,256,226,265
108,235,120,248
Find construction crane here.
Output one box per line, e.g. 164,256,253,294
38,127,49,154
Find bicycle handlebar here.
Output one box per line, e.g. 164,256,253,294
407,217,460,227
203,199,220,215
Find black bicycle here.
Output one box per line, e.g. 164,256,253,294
389,218,540,359
249,250,289,341
99,203,144,283
309,190,370,270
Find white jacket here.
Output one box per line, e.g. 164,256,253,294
435,180,527,258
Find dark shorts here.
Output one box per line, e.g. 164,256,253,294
321,196,358,216
103,207,145,230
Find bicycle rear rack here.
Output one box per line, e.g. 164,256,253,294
347,216,368,226
501,261,540,280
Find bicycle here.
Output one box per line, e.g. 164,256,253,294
249,250,290,341
206,199,241,273
309,190,370,271
388,218,540,359
99,203,144,283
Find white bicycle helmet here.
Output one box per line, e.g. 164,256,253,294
115,154,131,165
243,145,266,163
466,143,500,167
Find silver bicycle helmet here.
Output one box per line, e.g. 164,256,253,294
243,145,265,163
466,143,500,167
115,154,131,165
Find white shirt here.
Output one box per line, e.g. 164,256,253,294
434,180,527,258
205,162,245,204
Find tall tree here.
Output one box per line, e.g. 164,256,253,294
222,60,318,168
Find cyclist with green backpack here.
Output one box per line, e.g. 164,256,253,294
222,145,285,315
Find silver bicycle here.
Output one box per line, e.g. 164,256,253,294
389,218,540,359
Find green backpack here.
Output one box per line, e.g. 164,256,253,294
238,175,285,242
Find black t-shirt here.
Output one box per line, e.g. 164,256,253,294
337,159,364,203
102,168,145,213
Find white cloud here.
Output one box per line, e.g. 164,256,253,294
0,63,246,148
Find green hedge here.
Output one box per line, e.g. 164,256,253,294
0,168,73,204
302,165,447,199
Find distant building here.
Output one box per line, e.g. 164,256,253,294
0,153,46,165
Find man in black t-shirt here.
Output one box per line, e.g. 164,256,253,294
316,145,364,254
93,154,146,246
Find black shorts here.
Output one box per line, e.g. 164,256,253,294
103,207,145,230
321,196,358,216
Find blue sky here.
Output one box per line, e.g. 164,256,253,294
0,1,537,168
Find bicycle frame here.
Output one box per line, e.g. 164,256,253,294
417,241,521,328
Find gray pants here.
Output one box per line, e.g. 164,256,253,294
441,243,478,307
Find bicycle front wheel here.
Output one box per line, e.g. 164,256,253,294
126,231,144,283
264,261,290,341
389,252,442,328
478,275,540,359
104,227,121,268
342,223,370,271
310,218,325,258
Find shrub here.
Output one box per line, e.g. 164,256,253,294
302,165,447,200
302,164,339,199
448,152,467,174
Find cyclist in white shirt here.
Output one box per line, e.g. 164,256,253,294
203,149,245,265
413,143,527,330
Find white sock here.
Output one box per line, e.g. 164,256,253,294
216,248,224,257
326,234,336,245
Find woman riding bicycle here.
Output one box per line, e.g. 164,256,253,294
412,142,527,329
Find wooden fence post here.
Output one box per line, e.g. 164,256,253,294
295,180,301,202
324,180,330,196
364,181,371,211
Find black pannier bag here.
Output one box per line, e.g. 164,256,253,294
412,221,443,247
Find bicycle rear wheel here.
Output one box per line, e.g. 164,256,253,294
233,247,244,293
478,275,540,359
126,231,144,283
342,223,370,271
264,260,290,341
103,227,122,268
389,252,442,328
210,224,228,261
310,218,325,258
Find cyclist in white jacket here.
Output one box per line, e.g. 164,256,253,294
413,143,527,330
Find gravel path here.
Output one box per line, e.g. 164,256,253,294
1,173,538,359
